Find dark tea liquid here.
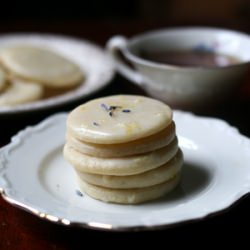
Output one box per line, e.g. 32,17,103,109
140,50,240,67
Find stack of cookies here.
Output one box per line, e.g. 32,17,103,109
64,95,183,204
0,46,84,106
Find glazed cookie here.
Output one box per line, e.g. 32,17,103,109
64,137,178,175
66,122,176,157
67,95,172,144
77,173,181,204
0,46,84,88
64,95,183,204
77,150,183,189
0,79,43,106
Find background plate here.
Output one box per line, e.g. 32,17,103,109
0,33,115,115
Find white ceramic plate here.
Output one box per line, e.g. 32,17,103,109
0,33,114,115
1,111,250,231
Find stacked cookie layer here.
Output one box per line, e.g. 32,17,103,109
64,95,183,204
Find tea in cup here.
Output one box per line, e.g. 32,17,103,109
107,27,250,111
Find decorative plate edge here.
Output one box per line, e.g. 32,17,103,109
174,110,250,150
0,113,68,191
2,186,250,232
1,111,250,231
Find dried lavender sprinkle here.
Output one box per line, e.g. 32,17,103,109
101,103,109,111
109,105,122,110
93,122,99,126
122,109,131,113
76,190,83,197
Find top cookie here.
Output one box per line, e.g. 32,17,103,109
0,46,84,88
67,95,172,144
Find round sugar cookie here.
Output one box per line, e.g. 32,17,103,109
67,95,172,144
63,137,178,176
0,46,84,88
77,149,183,189
77,173,181,204
66,122,176,157
0,79,43,106
0,67,6,92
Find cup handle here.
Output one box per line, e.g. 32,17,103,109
106,36,144,86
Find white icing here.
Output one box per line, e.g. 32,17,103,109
67,95,172,144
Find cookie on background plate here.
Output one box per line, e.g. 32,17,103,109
0,46,84,88
0,79,43,106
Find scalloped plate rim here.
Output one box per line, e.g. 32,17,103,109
0,111,250,231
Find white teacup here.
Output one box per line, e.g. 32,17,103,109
107,27,250,111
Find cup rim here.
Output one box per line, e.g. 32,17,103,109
123,26,250,71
